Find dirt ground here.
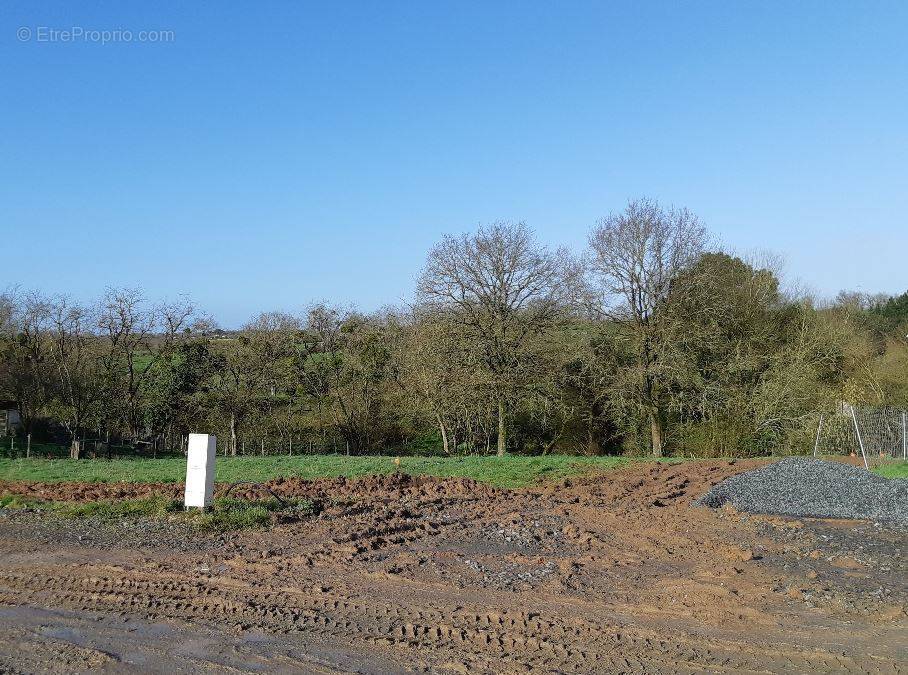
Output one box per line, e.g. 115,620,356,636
0,460,905,674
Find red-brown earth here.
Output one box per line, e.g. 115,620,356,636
0,460,905,673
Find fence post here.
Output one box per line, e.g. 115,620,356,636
850,406,869,470
813,413,824,457
902,411,907,461
26,434,31,459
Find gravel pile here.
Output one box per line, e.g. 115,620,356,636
695,458,908,526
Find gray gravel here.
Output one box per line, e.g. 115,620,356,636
695,458,908,527
0,508,228,552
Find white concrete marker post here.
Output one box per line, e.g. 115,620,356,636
185,433,216,510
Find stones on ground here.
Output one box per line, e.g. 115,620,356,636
694,458,908,526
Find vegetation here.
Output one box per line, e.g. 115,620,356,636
0,493,313,531
0,454,652,488
2,198,907,461
874,462,908,480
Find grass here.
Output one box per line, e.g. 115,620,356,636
0,454,673,488
874,461,908,479
3,452,899,490
0,493,313,531
52,496,180,520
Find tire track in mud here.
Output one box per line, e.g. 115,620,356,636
0,565,886,674
1,460,905,673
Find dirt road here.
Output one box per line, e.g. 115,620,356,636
0,460,905,673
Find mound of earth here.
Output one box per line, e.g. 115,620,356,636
0,480,184,502
238,472,501,502
695,457,908,526
0,472,500,505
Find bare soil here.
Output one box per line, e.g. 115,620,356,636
0,460,905,673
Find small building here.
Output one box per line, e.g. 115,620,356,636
0,401,21,436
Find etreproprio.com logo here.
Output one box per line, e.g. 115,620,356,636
17,26,175,44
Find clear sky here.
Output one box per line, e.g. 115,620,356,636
2,2,906,327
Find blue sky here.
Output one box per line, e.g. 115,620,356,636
2,1,906,326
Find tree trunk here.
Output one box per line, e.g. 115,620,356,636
436,413,449,455
586,422,601,456
497,398,506,457
70,439,81,460
650,413,663,458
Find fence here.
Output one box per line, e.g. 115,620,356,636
0,436,186,460
1,431,439,460
813,405,907,469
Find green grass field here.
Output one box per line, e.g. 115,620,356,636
1,454,904,488
0,454,666,488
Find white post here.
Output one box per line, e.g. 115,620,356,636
850,406,869,470
902,411,907,461
185,434,216,510
813,414,824,457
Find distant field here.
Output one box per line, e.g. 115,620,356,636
0,455,672,488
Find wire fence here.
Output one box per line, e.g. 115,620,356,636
813,405,908,468
0,431,445,460
0,437,181,460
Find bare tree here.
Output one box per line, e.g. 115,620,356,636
47,297,101,458
588,198,707,456
0,290,13,333
143,296,207,448
97,288,155,440
398,308,492,455
417,221,575,455
159,296,200,342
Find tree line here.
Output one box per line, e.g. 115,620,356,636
2,198,907,459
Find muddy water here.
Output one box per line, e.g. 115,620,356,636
0,605,403,673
